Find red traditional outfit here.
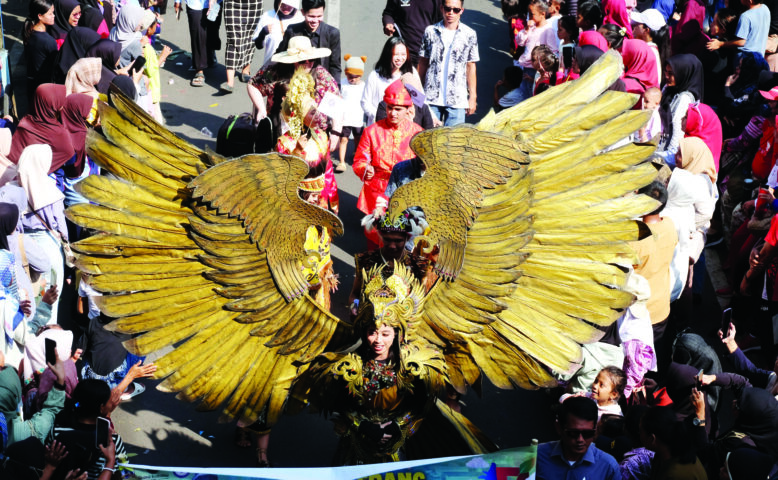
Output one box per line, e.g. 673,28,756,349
353,81,423,216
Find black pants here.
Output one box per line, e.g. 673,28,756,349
186,5,222,72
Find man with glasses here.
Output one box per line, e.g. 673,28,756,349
537,396,620,479
418,0,479,126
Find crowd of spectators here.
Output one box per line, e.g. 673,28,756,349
7,0,778,476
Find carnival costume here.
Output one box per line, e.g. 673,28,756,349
275,70,340,214
66,51,660,463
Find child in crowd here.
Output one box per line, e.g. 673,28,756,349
515,0,558,102
637,87,662,142
141,10,172,124
530,44,559,95
337,55,367,173
493,66,523,112
560,366,627,420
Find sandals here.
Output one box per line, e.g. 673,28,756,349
219,82,234,93
335,162,347,173
190,72,205,87
256,448,270,468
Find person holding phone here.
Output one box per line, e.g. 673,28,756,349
50,379,127,479
0,348,67,448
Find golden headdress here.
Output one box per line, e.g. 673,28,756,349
358,261,426,337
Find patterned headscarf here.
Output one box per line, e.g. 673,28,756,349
65,57,102,97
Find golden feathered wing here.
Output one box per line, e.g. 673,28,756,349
67,86,349,426
386,51,660,392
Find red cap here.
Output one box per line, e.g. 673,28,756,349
761,86,778,101
383,79,412,107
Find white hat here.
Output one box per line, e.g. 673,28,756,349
271,36,331,64
280,0,301,8
629,9,666,32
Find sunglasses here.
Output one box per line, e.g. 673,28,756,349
564,428,596,439
443,6,463,13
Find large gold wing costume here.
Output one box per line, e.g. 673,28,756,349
386,51,659,392
68,51,657,432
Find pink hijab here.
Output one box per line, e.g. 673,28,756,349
579,31,609,51
685,102,722,170
621,39,659,94
603,0,633,38
671,0,708,55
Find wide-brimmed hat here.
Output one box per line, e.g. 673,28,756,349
272,36,331,64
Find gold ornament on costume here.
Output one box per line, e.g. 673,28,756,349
282,68,316,141
359,261,426,335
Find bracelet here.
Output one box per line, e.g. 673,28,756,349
103,467,116,472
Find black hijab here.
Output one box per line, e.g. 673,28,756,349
87,39,121,94
53,26,101,83
78,6,106,35
51,0,80,40
574,45,605,75
666,53,704,101
0,203,20,251
110,75,138,102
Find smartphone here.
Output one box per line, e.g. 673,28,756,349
562,45,573,70
722,307,732,332
96,416,111,449
45,338,57,366
130,55,147,74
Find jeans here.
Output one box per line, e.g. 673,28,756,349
428,105,466,127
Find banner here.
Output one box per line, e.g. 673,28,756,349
120,445,537,480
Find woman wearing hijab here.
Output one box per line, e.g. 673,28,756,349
602,0,632,38
109,2,144,68
658,54,704,164
621,38,659,95
77,5,109,38
671,0,708,56
0,349,66,448
87,38,121,94
51,25,101,83
720,52,771,131
684,102,723,169
22,327,76,418
0,185,53,323
110,75,138,102
578,30,609,51
50,0,81,45
8,84,75,175
15,145,68,326
715,388,778,464
664,137,719,298
64,57,101,98
62,93,99,207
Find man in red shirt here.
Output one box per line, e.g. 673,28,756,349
353,79,423,248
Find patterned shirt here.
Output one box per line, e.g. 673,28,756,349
419,21,479,108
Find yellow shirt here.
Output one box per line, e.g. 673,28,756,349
631,217,678,324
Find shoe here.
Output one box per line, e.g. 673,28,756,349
190,72,205,87
256,448,270,468
219,82,234,93
239,72,251,83
335,162,347,173
121,382,145,400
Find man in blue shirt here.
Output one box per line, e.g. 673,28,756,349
706,0,770,54
536,396,620,480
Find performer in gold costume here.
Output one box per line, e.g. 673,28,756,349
67,51,660,464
